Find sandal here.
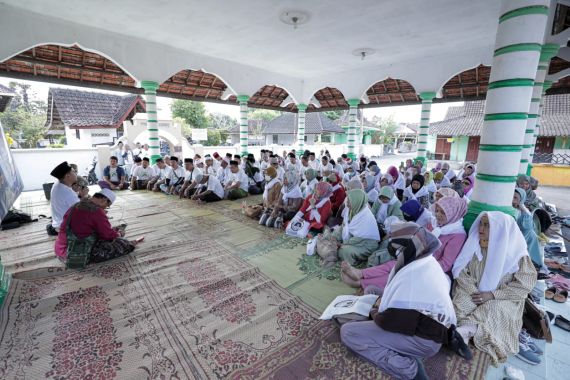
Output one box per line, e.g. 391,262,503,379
553,289,569,303
545,287,557,300
545,258,561,270
554,315,570,332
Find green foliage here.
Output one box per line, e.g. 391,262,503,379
205,129,221,146
248,108,280,121
324,110,344,121
0,82,48,148
171,100,208,129
174,116,192,138
370,115,399,145
48,143,65,148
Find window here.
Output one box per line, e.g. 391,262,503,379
272,134,278,144
321,134,332,143
304,135,308,142
75,129,80,139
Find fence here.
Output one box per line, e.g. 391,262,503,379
532,153,570,166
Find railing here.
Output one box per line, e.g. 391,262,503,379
532,153,570,165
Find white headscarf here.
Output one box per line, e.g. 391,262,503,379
263,177,281,201
452,211,529,292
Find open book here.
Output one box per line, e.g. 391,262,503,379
319,294,379,320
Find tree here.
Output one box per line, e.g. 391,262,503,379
248,109,280,121
208,112,237,130
205,130,221,146
324,110,344,121
370,115,399,145
171,100,208,129
174,116,192,138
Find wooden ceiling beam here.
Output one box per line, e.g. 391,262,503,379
6,56,126,76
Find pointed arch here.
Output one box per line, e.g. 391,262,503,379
309,87,348,111
440,64,490,101
157,69,230,102
247,85,295,111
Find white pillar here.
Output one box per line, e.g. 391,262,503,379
520,43,559,174
297,104,307,155
416,92,436,164
465,0,549,228
141,81,161,163
347,99,359,160
237,95,249,156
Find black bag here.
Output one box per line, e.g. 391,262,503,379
1,210,36,230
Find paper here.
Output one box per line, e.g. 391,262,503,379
319,294,379,320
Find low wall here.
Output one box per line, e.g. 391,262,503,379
12,148,99,191
531,164,570,187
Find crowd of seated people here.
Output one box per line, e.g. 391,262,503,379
47,148,550,379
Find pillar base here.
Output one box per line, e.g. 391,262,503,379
463,199,517,231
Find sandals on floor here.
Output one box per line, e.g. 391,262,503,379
545,287,557,300
545,258,562,270
553,289,569,303
554,315,570,332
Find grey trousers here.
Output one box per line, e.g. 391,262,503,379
340,320,441,380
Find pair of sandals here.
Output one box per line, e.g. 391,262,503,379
545,258,570,273
259,210,283,229
545,286,569,303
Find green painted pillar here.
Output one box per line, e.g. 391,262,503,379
522,43,559,175
141,81,161,164
237,95,249,156
416,91,436,165
297,103,307,155
464,0,549,229
347,99,359,160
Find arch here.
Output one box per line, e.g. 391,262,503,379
438,64,490,101
365,78,419,105
158,69,231,102
309,87,348,111
246,85,295,111
0,43,140,91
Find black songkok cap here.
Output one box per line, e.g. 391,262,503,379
50,161,72,180
184,158,193,163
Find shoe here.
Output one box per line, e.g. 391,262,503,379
413,358,429,380
259,212,269,226
516,339,541,365
447,325,473,360
519,329,543,355
274,216,283,229
265,216,276,228
46,224,58,236
546,311,555,323
554,315,570,332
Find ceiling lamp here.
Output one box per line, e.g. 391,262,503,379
352,48,376,61
280,10,311,29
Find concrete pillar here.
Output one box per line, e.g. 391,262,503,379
297,103,307,155
140,81,161,163
347,99,359,160
416,91,436,164
237,95,249,156
521,43,559,174
464,0,549,229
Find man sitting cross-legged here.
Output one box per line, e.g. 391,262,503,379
147,158,168,191
98,156,128,190
179,158,203,198
224,160,249,200
191,174,224,203
130,157,155,190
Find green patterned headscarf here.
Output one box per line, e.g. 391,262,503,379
347,189,367,220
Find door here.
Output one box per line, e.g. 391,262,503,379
435,136,452,160
534,137,555,155
466,136,480,162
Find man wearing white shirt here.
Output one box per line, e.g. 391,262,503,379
224,160,249,200
320,156,333,177
132,142,142,159
131,156,143,177
179,158,203,198
204,156,217,176
113,141,125,166
287,152,301,172
130,157,155,190
308,152,321,173
192,174,224,203
148,157,168,191
299,155,310,181
47,161,79,236
161,156,186,195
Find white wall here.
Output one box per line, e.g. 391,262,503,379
12,148,99,191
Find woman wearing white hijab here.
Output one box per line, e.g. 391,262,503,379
452,212,536,365
371,186,403,225
267,167,303,228
334,189,380,265
362,174,379,205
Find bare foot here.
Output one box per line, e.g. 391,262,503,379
132,236,145,246
341,261,362,281
340,271,361,288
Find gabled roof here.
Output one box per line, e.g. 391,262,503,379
45,87,146,131
335,109,376,128
429,95,570,137
263,112,344,135
0,83,16,112
228,119,268,134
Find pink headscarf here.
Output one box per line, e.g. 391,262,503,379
462,176,474,194
387,166,399,181
436,187,459,199
436,197,468,225
314,182,333,202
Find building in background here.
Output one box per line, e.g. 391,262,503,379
45,88,146,148
427,95,570,163
263,112,344,145
228,119,267,146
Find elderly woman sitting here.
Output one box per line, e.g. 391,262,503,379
516,174,540,210
371,186,403,227
55,189,143,268
342,197,467,292
513,188,546,272
363,173,379,205
452,212,536,365
403,174,430,209
267,168,303,228
259,166,282,225
300,168,318,198
291,182,333,234
341,223,457,380
334,189,380,266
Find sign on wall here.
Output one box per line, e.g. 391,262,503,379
0,121,24,221
192,128,208,141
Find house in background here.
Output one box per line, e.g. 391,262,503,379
45,88,146,148
228,120,267,145
426,94,570,162
262,112,344,145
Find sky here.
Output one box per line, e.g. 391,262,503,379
0,77,460,124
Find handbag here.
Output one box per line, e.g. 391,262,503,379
65,207,97,270
523,296,552,343
244,204,263,219
285,219,311,238
316,232,339,268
